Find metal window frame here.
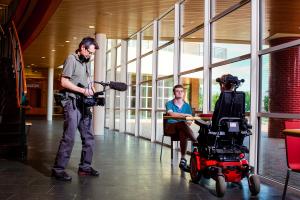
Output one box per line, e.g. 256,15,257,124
210,0,250,23
135,32,141,137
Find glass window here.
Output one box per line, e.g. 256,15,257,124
127,85,136,109
139,110,152,139
140,82,152,109
211,59,251,111
128,35,137,61
115,110,120,130
159,9,175,47
127,61,136,85
107,39,112,51
156,78,174,110
180,0,204,34
105,108,110,128
258,117,300,189
260,47,300,114
105,89,110,108
106,52,111,70
126,109,136,133
180,29,204,72
116,46,121,66
211,0,241,17
180,71,204,111
115,67,121,82
157,44,174,77
211,3,251,64
142,25,153,55
106,70,111,82
141,54,153,82
115,91,120,109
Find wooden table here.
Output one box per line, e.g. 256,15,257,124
282,129,300,136
163,116,201,120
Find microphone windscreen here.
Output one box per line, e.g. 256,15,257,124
109,81,128,91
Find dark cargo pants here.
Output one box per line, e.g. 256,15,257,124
52,98,95,173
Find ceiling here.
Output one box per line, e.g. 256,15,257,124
11,0,300,73
23,0,178,70
0,0,12,5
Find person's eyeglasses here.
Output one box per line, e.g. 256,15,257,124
86,48,95,55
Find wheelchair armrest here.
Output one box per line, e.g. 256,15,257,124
195,119,211,128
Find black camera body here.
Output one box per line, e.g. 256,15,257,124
54,81,127,108
77,83,106,107
82,91,105,107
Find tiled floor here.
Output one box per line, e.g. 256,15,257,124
0,119,299,200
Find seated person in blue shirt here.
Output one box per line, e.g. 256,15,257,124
165,84,198,170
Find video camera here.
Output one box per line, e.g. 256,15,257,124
54,81,127,107
79,81,127,107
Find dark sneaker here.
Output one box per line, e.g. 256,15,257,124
179,158,190,172
78,167,100,177
240,145,249,153
51,171,72,181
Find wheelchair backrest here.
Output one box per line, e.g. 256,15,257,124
211,91,246,131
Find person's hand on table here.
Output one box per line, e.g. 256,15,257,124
182,113,192,117
186,121,193,126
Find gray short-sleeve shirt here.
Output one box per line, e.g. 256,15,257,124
62,53,91,97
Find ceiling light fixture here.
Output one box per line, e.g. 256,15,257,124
65,40,70,43
73,37,77,40
57,65,63,69
52,49,56,52
89,25,95,29
41,56,46,59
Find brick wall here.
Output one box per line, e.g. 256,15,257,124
268,37,300,138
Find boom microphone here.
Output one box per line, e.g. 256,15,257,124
109,81,127,91
94,81,127,91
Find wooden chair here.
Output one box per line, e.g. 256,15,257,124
282,126,300,200
160,113,180,161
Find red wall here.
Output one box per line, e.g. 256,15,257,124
268,37,300,137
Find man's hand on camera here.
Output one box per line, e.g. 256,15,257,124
83,88,94,97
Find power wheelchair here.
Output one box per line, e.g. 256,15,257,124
190,79,260,197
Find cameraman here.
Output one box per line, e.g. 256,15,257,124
52,37,100,181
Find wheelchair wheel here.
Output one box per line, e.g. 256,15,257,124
216,176,226,197
248,175,260,195
190,154,201,183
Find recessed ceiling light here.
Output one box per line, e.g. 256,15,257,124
30,64,35,66
73,37,77,40
65,40,70,43
89,25,95,29
105,12,112,15
41,56,46,59
52,49,56,52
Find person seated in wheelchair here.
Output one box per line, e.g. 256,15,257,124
196,74,250,152
165,84,198,171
